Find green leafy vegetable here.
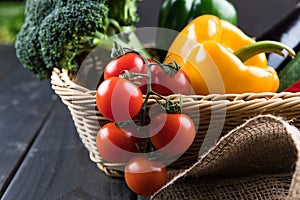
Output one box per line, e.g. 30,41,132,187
15,0,143,79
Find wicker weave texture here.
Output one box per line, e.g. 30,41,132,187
51,68,300,177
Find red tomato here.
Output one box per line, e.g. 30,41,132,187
96,77,143,122
104,54,192,96
96,123,140,163
104,53,145,80
141,63,192,96
125,156,167,196
151,67,192,96
149,113,195,155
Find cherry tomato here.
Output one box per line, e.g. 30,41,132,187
140,62,192,96
96,77,143,122
125,156,167,196
104,53,145,80
96,123,140,163
152,65,192,96
149,113,195,155
104,53,192,96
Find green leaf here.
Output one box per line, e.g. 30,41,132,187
278,50,300,92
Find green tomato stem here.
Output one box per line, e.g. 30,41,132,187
234,40,296,63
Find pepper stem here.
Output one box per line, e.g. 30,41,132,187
234,40,295,63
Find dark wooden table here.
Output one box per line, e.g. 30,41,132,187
0,1,299,199
0,44,139,199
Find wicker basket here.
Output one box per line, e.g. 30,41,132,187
51,62,300,177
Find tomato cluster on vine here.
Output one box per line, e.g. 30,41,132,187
95,44,196,196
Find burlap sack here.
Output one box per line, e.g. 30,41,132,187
152,115,300,200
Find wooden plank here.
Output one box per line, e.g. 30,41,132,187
1,101,135,200
0,48,56,196
0,45,20,81
258,6,300,71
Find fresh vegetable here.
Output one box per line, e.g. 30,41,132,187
146,63,192,96
95,45,196,196
106,0,139,28
283,80,300,92
156,0,237,60
105,46,192,96
158,0,237,31
124,156,167,196
104,52,149,93
165,14,295,94
96,122,140,163
149,113,195,155
278,51,300,92
15,0,143,79
96,77,143,122
135,58,192,95
104,52,146,80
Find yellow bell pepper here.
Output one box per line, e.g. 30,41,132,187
164,14,294,94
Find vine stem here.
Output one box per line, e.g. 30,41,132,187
139,54,182,124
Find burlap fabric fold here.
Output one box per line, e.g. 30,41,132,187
151,115,300,200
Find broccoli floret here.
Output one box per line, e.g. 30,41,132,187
15,0,58,79
24,0,57,24
15,21,52,79
15,0,142,79
39,2,108,73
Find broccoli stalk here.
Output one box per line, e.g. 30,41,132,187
108,0,140,26
15,0,146,79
